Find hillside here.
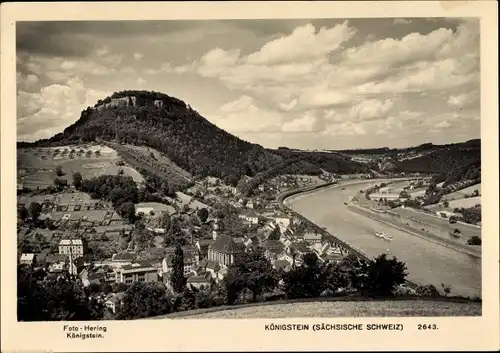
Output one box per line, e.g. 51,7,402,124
18,90,370,188
394,146,480,174
151,298,481,319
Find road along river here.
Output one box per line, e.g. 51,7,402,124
285,179,481,299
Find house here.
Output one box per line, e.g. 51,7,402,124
304,232,322,245
165,246,199,261
186,274,211,290
48,261,67,273
238,210,260,225
195,239,212,259
196,259,223,282
58,238,87,257
153,100,164,108
20,253,36,266
246,201,255,209
273,259,292,272
115,262,159,284
81,272,105,287
272,215,291,232
320,253,345,264
104,293,126,314
161,250,199,276
208,234,245,266
289,241,311,256
262,240,286,261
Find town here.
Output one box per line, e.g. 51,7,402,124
17,142,365,319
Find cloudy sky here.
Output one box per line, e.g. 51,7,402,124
17,18,480,149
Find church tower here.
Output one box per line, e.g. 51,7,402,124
212,218,223,240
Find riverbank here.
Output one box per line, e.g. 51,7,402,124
279,178,481,298
347,203,481,258
277,178,420,290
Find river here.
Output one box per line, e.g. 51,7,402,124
285,179,482,299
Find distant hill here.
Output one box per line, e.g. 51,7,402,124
18,90,370,188
393,144,480,174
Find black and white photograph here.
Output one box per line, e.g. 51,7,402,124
2,1,499,352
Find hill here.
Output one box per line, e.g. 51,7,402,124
18,90,370,190
332,139,481,179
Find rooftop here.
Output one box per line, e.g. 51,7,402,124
209,234,245,254
120,262,156,273
187,275,211,284
59,239,83,246
274,259,291,269
112,253,135,261
20,253,35,261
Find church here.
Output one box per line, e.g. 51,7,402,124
207,219,244,266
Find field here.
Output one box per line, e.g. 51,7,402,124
18,144,145,189
443,183,481,201
409,188,427,198
165,300,481,319
106,142,193,189
447,196,481,209
390,206,481,238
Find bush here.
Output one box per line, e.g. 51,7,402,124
392,285,417,296
416,284,440,297
467,236,481,246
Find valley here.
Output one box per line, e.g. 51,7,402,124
16,90,482,320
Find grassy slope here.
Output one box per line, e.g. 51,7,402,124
151,297,481,319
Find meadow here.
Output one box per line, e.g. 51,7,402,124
443,183,481,201
165,299,482,319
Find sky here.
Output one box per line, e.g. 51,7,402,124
17,18,480,150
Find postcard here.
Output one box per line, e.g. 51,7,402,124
1,1,498,351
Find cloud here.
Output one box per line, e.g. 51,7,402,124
245,21,356,65
344,27,454,66
17,72,40,91
282,114,318,133
17,77,109,141
349,99,394,121
18,51,124,85
393,18,413,25
16,18,480,148
447,90,480,108
214,96,284,133
434,120,452,129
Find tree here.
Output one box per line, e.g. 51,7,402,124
267,226,281,241
54,178,68,190
55,165,64,176
117,282,171,319
467,236,481,246
282,253,327,299
170,246,186,293
441,283,452,297
324,261,351,294
18,206,29,221
197,208,209,223
117,202,136,223
17,265,102,321
28,202,42,221
224,247,279,303
72,172,83,189
365,254,408,297
443,200,449,208
416,284,440,297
